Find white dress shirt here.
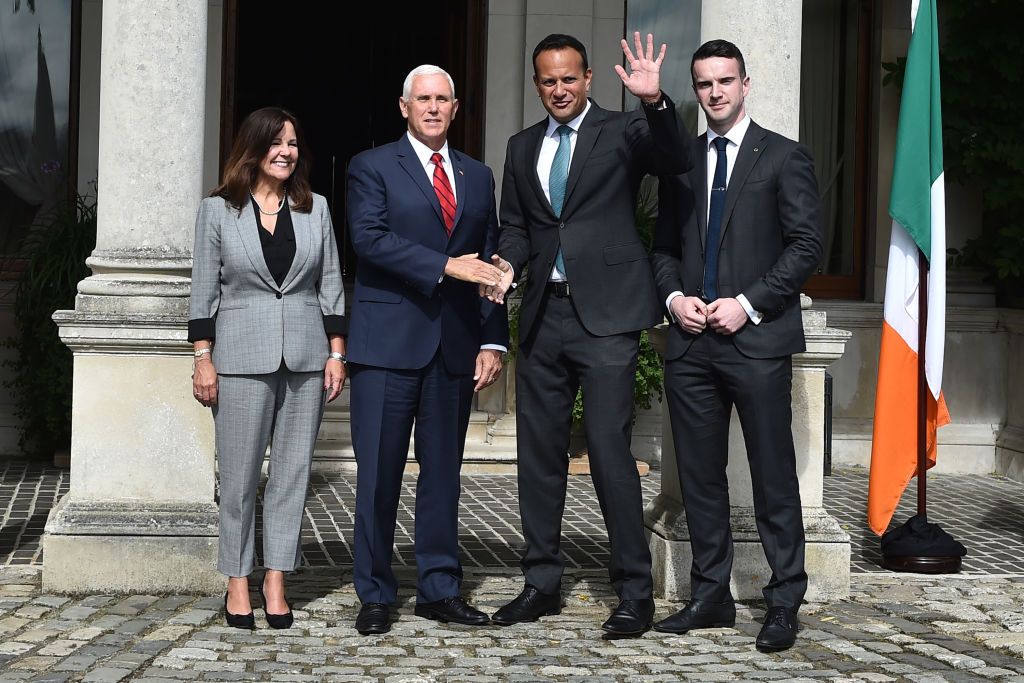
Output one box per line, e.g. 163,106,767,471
666,114,762,325
536,100,591,282
406,133,506,354
406,132,457,203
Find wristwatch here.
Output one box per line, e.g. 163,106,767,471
642,93,668,110
328,351,346,362
194,348,212,359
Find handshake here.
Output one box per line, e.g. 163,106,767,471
444,253,516,304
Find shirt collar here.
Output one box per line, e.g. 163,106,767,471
406,131,451,168
707,114,751,150
545,99,592,138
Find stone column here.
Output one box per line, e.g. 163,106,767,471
646,303,852,601
43,0,220,593
698,0,804,139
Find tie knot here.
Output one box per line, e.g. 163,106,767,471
556,124,573,139
712,136,729,152
431,152,444,166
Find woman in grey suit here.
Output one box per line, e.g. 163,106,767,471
189,107,346,630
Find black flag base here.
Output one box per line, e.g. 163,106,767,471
879,513,966,574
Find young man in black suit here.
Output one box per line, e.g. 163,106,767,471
649,39,823,652
489,32,690,636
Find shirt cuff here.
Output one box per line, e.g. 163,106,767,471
736,294,763,325
323,315,348,336
187,318,216,343
665,291,684,322
480,344,508,354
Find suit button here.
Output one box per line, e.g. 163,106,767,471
559,222,565,229
275,292,282,299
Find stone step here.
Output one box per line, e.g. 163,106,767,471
314,410,510,471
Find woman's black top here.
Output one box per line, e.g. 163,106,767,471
255,197,296,287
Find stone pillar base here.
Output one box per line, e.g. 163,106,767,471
43,497,221,594
646,494,851,602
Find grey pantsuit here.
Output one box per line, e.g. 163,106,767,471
188,193,345,578
214,368,325,576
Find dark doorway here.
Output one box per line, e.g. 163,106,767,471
221,1,487,278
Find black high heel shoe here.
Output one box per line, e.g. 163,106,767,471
258,583,294,629
223,592,255,630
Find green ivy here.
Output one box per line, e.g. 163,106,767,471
2,195,97,458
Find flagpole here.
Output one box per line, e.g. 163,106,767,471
917,248,928,521
882,245,961,574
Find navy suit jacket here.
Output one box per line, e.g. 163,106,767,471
345,135,508,375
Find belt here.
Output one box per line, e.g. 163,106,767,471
545,281,571,298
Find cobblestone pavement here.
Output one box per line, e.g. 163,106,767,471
2,460,1024,680
2,566,1024,682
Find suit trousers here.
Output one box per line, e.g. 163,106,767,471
213,365,325,577
349,352,474,604
515,291,652,599
664,330,807,608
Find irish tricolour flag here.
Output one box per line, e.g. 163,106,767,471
868,0,950,536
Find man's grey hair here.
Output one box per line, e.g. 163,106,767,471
402,65,456,100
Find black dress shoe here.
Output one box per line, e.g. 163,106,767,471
258,584,294,630
223,592,255,630
355,602,392,635
601,598,655,636
414,595,489,626
653,598,736,634
756,606,799,652
492,585,561,626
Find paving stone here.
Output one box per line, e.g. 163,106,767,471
3,467,1024,680
81,668,134,683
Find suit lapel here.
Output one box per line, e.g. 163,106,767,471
526,123,553,216
235,203,278,290
719,121,768,243
694,134,709,254
562,102,605,211
450,149,467,235
396,135,446,230
280,199,310,291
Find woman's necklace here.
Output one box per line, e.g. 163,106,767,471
250,189,286,215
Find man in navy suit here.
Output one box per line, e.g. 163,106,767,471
346,65,509,635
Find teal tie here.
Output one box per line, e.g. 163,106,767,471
549,124,573,275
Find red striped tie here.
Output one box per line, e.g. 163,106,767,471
431,152,456,235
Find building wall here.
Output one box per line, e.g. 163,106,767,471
822,301,1007,474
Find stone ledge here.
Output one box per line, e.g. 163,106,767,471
832,418,1003,475
45,496,218,537
816,300,1002,332
53,310,190,355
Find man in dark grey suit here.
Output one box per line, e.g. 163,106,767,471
489,32,690,636
649,40,823,652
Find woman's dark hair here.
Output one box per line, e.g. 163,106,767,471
211,106,313,212
532,33,589,73
690,39,747,85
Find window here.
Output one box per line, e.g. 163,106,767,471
0,0,76,257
